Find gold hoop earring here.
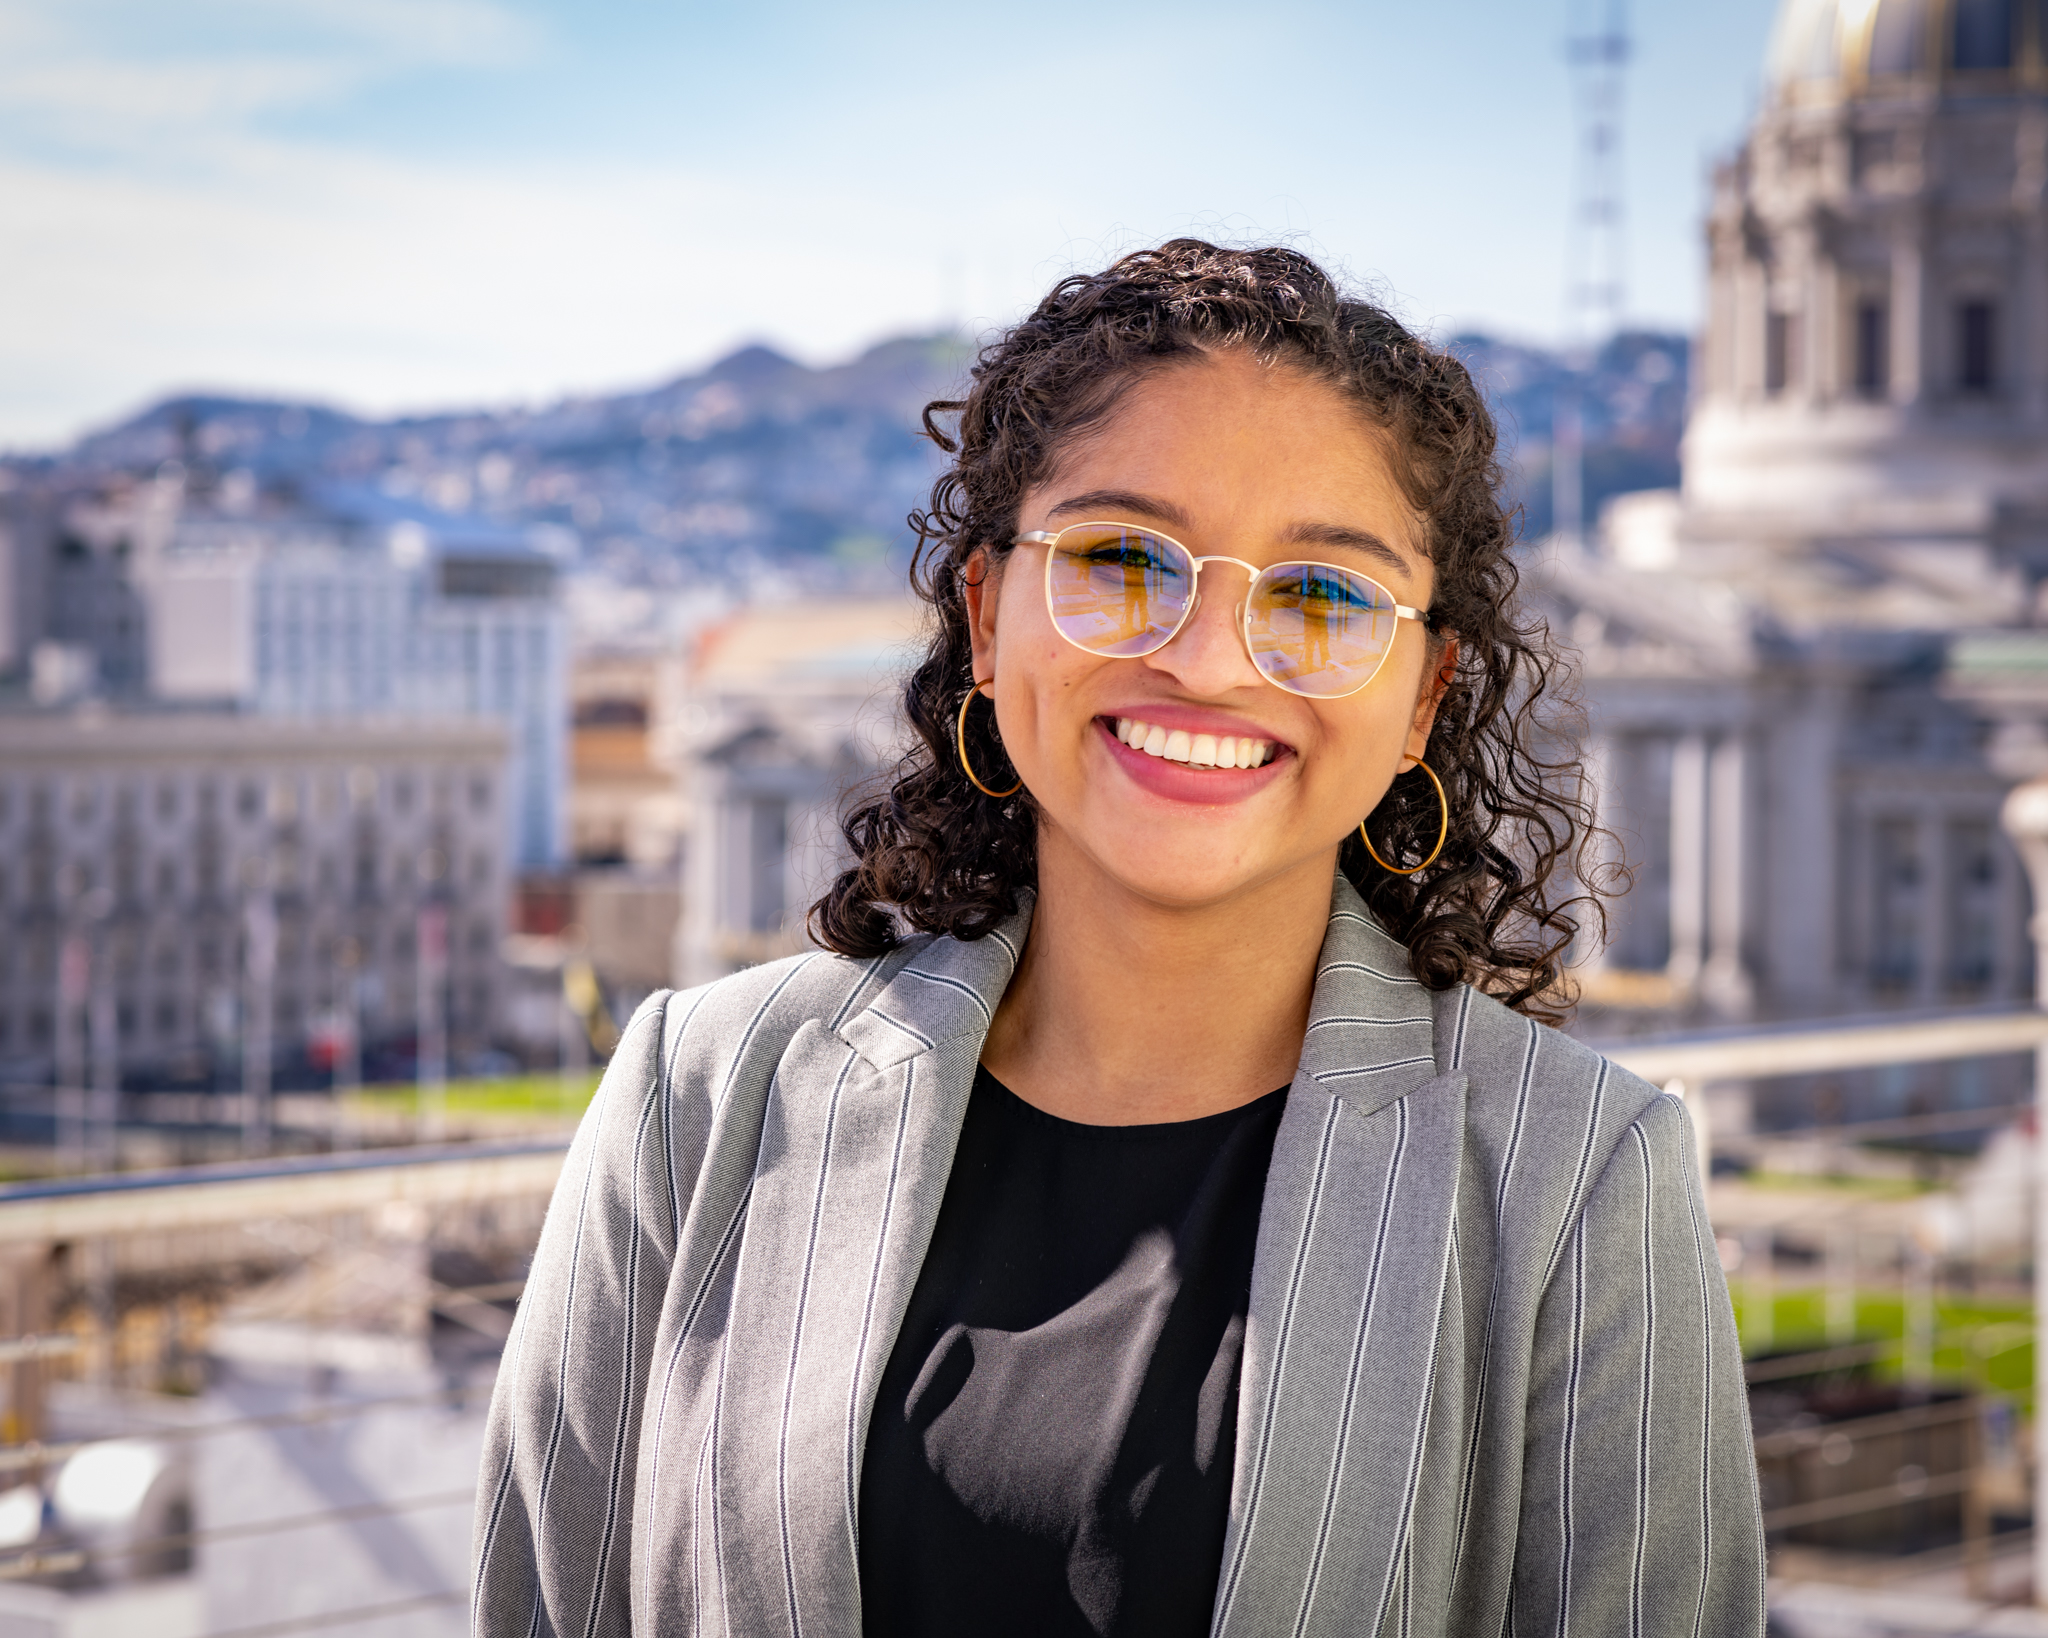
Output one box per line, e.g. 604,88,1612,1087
956,683,1021,799
1360,759,1449,875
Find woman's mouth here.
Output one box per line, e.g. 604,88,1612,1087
1109,716,1278,769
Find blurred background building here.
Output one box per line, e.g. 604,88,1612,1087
1547,0,2048,1059
0,713,507,1107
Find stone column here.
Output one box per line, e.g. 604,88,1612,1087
1704,734,1755,1015
1668,733,1710,993
1891,208,1927,407
1735,245,1769,402
1805,217,1838,405
2015,105,2048,422
1996,775,2048,1607
1577,735,1616,975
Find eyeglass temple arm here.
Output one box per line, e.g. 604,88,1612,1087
1011,531,1432,626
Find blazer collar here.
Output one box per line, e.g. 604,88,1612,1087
834,874,1437,1093
1295,875,1441,1114
833,895,1033,1071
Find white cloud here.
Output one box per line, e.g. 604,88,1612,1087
0,0,537,155
0,137,998,444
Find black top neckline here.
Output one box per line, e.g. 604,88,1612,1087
975,1066,1290,1139
858,1062,1289,1638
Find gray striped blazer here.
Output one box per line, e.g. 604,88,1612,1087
473,876,1765,1637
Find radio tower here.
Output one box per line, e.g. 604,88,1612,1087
1553,0,1631,547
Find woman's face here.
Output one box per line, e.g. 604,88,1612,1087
966,348,1453,913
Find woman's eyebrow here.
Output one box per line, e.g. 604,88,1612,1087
1043,489,1195,530
1279,520,1412,576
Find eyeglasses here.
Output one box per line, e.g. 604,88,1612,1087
1015,522,1430,700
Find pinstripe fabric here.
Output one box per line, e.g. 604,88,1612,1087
473,880,1763,1638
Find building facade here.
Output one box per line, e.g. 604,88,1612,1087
5,472,568,871
1553,0,2048,1033
672,600,924,986
0,712,509,1089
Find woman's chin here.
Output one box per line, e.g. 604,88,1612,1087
1053,834,1329,916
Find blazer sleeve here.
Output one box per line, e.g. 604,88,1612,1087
1512,1091,1766,1637
471,990,693,1638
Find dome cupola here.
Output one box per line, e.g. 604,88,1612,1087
1769,0,2048,99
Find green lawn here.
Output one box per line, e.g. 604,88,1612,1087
1728,1281,2035,1406
343,1071,604,1120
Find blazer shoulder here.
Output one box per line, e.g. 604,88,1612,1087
630,938,936,1099
1432,981,1668,1178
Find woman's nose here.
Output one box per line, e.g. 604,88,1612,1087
1147,581,1262,696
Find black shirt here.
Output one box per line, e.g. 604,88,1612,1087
858,1066,1288,1638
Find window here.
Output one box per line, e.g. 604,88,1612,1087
1766,311,1798,394
1946,821,2000,988
1851,129,1896,176
1952,0,2013,68
1960,299,1997,392
1854,299,1888,396
1871,818,1922,988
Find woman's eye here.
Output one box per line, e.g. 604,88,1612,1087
1078,546,1175,576
1272,572,1372,609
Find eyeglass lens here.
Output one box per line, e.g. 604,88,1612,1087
1244,564,1403,698
1043,526,1402,698
1043,526,1191,657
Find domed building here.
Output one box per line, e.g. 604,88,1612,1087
1547,0,2046,1042
1691,0,2048,550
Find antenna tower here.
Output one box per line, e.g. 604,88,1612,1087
1554,0,1631,546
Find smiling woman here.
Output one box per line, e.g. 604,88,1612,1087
821,242,1595,1025
474,243,1764,1638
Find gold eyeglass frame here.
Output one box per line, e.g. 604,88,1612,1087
1015,522,1429,700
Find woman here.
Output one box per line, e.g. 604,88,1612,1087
474,242,1763,1638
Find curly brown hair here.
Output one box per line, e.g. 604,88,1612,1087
810,239,1607,1023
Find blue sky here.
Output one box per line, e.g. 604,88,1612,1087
0,0,1782,448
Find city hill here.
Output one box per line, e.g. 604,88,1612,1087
2,328,1689,582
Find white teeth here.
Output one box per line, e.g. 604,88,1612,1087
1113,717,1277,769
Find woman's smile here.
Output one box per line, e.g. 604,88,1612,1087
1093,708,1291,806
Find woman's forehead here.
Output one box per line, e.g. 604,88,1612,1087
1029,357,1428,564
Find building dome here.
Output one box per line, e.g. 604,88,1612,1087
1767,0,2044,99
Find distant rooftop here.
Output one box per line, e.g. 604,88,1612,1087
690,599,927,690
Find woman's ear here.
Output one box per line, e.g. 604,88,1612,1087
961,547,1001,694
1404,637,1458,763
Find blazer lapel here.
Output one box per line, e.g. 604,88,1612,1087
703,904,1031,1637
1213,880,1467,1638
